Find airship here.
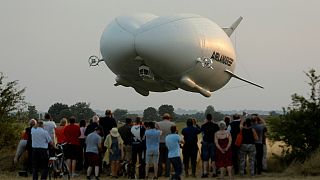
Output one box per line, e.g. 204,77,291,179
89,13,263,97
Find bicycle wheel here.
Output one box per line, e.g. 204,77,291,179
61,162,70,180
48,162,55,180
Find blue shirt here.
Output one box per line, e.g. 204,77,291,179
31,127,52,149
165,134,181,158
86,131,101,154
145,129,161,151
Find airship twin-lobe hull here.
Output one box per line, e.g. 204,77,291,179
100,13,237,97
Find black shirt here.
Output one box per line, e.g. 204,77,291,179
99,116,117,138
118,124,133,145
201,121,219,143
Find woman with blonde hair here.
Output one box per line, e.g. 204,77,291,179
55,118,68,144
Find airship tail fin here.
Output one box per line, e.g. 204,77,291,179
223,16,243,37
225,69,264,89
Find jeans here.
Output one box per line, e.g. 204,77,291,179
255,143,263,174
169,157,182,180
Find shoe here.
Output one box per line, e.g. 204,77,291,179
212,173,217,177
87,176,91,180
153,176,158,179
95,176,100,180
201,173,208,178
71,173,79,177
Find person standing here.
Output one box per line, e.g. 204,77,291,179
131,117,146,179
43,113,57,145
239,118,258,177
165,125,184,180
145,121,161,179
26,119,37,173
251,114,266,175
181,118,201,177
55,118,67,144
86,126,102,180
31,121,54,180
118,118,133,162
227,113,242,174
64,116,81,177
156,113,175,177
104,128,124,178
215,121,233,180
200,114,219,178
99,110,117,139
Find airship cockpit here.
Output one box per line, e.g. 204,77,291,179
138,65,154,81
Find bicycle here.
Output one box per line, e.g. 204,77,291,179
48,143,70,180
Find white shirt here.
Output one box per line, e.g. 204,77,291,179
31,127,52,149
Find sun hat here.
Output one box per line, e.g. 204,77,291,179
110,127,120,137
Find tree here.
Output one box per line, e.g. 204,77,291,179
48,102,70,122
158,104,175,120
27,105,38,120
205,105,215,116
268,69,320,162
143,107,159,121
113,109,128,122
205,105,224,122
70,102,95,122
0,72,25,121
0,73,26,149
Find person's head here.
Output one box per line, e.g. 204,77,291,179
170,125,178,134
224,116,231,124
125,118,132,125
144,121,150,128
110,127,120,137
149,121,155,129
37,120,44,128
92,115,99,123
135,116,142,125
244,118,252,127
60,118,67,126
233,114,240,120
162,113,171,120
219,121,227,130
69,116,76,124
186,118,193,127
206,114,212,121
29,119,37,127
95,126,103,134
80,119,86,127
105,109,112,117
251,114,259,123
44,113,51,120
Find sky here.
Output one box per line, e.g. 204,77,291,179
1,0,319,112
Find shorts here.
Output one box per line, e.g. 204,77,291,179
145,149,159,164
86,152,99,166
201,142,215,161
64,144,80,160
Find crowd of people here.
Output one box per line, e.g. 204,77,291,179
14,110,267,180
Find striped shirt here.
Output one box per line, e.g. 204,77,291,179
31,127,52,149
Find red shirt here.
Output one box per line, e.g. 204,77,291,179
64,124,81,145
55,126,66,144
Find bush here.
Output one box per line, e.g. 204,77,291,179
0,122,24,150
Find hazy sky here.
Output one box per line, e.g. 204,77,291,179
1,0,319,112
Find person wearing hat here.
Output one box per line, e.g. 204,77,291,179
86,126,103,180
156,113,175,177
104,127,123,178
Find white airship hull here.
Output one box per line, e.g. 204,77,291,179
99,13,250,97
